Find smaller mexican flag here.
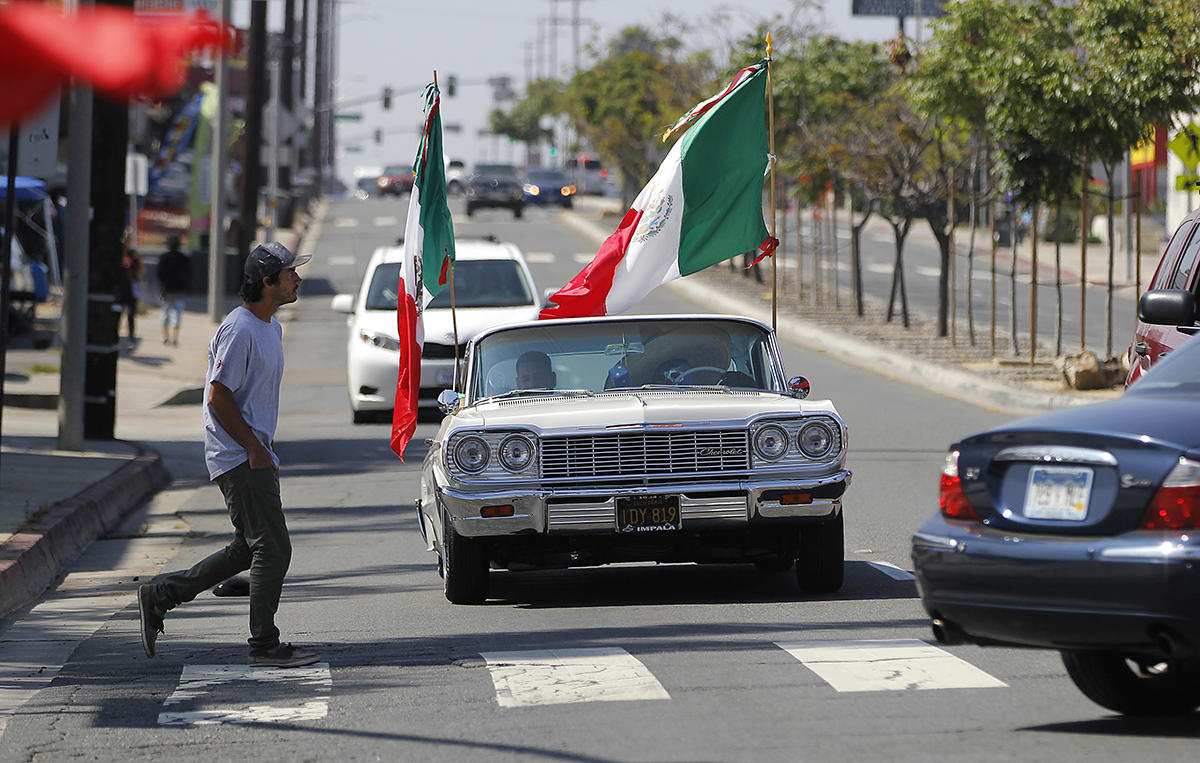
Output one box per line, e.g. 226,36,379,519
391,82,455,461
541,61,776,319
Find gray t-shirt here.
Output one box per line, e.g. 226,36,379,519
203,306,285,480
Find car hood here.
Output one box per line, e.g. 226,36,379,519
354,304,540,343
979,393,1200,450
453,390,838,433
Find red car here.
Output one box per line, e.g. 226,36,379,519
1125,206,1200,387
376,163,414,196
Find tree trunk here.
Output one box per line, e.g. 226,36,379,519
886,216,912,328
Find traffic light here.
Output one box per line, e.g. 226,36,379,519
446,75,457,97
374,128,382,144
382,86,393,110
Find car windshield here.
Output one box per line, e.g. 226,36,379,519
364,259,534,310
475,164,518,176
383,165,409,176
527,169,567,183
1125,337,1200,395
469,319,782,400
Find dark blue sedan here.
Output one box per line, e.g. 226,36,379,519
912,332,1200,717
522,168,576,208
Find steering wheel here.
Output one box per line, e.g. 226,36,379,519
664,365,728,384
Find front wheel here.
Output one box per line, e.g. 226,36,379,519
512,205,524,219
442,514,489,604
796,512,844,593
1061,650,1200,716
465,202,476,217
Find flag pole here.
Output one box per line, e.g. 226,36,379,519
434,69,461,386
766,33,777,331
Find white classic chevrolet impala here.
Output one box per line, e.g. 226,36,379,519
417,314,851,604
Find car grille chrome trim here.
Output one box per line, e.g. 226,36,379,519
546,494,748,531
993,445,1117,466
680,494,747,521
540,430,750,479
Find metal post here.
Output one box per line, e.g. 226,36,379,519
208,0,231,322
58,80,93,450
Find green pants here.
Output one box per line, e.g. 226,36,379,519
152,461,292,652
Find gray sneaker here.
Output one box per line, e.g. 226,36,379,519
137,584,164,658
248,642,320,668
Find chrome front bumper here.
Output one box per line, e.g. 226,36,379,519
436,470,851,538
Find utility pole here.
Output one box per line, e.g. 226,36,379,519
208,0,231,323
84,0,131,440
239,0,266,264
314,0,330,195
279,0,296,226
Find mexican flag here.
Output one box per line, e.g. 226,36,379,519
391,82,455,460
540,61,776,319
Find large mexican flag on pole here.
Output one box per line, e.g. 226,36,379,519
391,82,455,460
541,61,776,319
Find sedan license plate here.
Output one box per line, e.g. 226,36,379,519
1023,465,1093,521
616,495,681,533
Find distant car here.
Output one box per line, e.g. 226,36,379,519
523,168,575,208
445,159,466,195
376,164,414,196
913,333,1200,716
417,313,849,604
331,237,541,423
464,164,525,218
566,157,607,195
1124,206,1200,386
354,176,380,200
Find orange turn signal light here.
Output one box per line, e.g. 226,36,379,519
481,504,515,518
780,492,813,505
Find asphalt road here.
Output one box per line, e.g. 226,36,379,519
1,196,1194,762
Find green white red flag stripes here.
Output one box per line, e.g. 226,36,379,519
541,61,776,320
391,82,455,460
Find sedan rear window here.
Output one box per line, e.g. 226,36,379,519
364,259,533,310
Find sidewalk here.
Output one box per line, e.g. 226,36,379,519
0,214,314,619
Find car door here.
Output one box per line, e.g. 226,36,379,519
1126,213,1200,385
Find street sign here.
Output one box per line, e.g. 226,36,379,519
1168,122,1200,171
851,0,946,16
335,112,363,121
1176,175,1200,192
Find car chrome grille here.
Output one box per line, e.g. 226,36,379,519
540,430,750,479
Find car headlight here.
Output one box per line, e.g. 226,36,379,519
561,186,575,196
798,421,834,458
498,434,536,472
453,435,489,473
524,184,540,195
358,329,400,351
753,424,789,461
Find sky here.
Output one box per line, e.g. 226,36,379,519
241,1,924,188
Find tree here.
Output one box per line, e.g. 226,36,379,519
488,79,562,150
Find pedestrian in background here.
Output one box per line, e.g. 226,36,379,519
156,233,190,346
119,246,144,343
138,241,319,668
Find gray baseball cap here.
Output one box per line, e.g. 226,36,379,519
243,241,311,282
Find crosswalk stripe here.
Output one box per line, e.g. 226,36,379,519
776,639,1007,693
525,252,556,264
333,217,358,228
572,252,595,263
157,663,332,726
326,255,355,266
480,647,670,708
373,216,398,226
867,561,915,581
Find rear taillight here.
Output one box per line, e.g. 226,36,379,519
939,449,980,521
1142,458,1200,530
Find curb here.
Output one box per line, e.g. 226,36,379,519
0,442,170,618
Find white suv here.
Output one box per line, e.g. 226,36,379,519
332,236,542,423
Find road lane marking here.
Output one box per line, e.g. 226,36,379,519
775,639,1007,693
373,216,398,227
334,217,358,228
480,647,670,708
867,561,915,581
525,252,557,264
157,663,332,726
573,253,595,263
326,255,356,266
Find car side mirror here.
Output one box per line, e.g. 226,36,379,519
1139,289,1197,329
789,376,810,399
542,287,559,310
437,389,462,415
330,293,355,313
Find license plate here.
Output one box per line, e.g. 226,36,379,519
1023,465,1093,521
616,495,681,533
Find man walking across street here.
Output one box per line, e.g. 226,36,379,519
156,233,190,346
138,241,318,668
